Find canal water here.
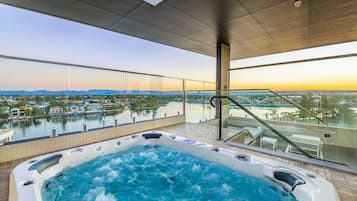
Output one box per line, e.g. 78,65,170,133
0,102,297,142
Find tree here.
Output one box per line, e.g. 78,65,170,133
32,107,43,116
34,95,43,103
0,107,5,119
16,101,26,107
25,109,32,116
337,103,354,125
281,112,297,122
299,93,314,118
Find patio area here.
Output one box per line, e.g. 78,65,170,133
1,122,357,200
161,122,357,200
0,0,356,200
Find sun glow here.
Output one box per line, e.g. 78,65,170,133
230,56,357,91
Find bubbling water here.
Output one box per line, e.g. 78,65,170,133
42,145,296,201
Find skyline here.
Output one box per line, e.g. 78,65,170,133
0,4,216,82
0,4,356,91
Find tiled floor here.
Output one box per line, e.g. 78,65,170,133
159,122,357,201
0,158,30,201
1,122,357,201
247,137,357,168
0,166,12,201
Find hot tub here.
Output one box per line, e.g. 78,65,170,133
11,131,339,201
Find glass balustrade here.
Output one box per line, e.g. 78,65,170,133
0,56,188,144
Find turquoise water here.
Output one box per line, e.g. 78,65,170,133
42,145,296,201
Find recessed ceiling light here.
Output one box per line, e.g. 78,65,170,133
143,0,164,6
294,0,302,8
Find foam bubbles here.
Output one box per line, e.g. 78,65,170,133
93,176,104,183
110,158,122,165
98,164,111,172
42,145,297,201
107,170,119,182
222,183,233,193
83,187,116,201
95,190,116,201
139,152,158,161
206,173,220,181
192,164,201,172
192,185,202,193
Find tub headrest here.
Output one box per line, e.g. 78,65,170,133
142,132,162,139
28,154,63,174
273,170,305,191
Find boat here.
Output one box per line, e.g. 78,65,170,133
0,129,14,144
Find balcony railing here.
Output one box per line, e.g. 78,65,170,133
0,55,214,144
211,90,357,171
1,55,356,172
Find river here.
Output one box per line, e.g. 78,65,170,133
0,102,297,142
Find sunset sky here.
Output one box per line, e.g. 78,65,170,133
0,4,356,91
230,56,357,91
0,4,215,84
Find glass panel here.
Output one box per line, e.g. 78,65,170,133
158,77,183,118
230,56,357,91
228,56,357,169
0,57,187,145
184,80,216,123
124,73,161,123
184,80,204,91
226,90,357,169
204,82,216,91
68,67,127,131
0,57,68,142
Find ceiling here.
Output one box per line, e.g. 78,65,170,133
1,0,357,60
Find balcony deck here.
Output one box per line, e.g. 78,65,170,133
1,122,357,201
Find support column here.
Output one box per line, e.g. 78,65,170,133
216,42,230,128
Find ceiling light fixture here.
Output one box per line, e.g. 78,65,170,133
294,0,302,8
143,0,164,6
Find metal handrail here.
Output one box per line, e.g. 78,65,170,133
209,95,313,158
266,89,327,126
229,88,328,126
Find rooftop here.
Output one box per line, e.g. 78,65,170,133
1,0,356,59
0,0,357,200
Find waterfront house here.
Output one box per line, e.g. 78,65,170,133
10,106,27,117
49,106,64,114
84,103,103,113
0,106,9,114
68,104,85,114
33,104,47,113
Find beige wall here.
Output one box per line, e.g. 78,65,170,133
0,116,185,163
217,43,230,127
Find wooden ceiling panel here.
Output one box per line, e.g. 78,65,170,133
240,35,279,50
230,44,257,59
111,18,180,44
253,0,309,33
308,16,355,41
310,0,357,24
185,28,218,46
240,0,289,13
270,27,309,46
226,15,267,42
345,31,357,41
77,0,143,17
0,0,123,28
125,3,208,37
1,0,357,60
308,33,347,47
166,0,248,28
169,38,216,56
